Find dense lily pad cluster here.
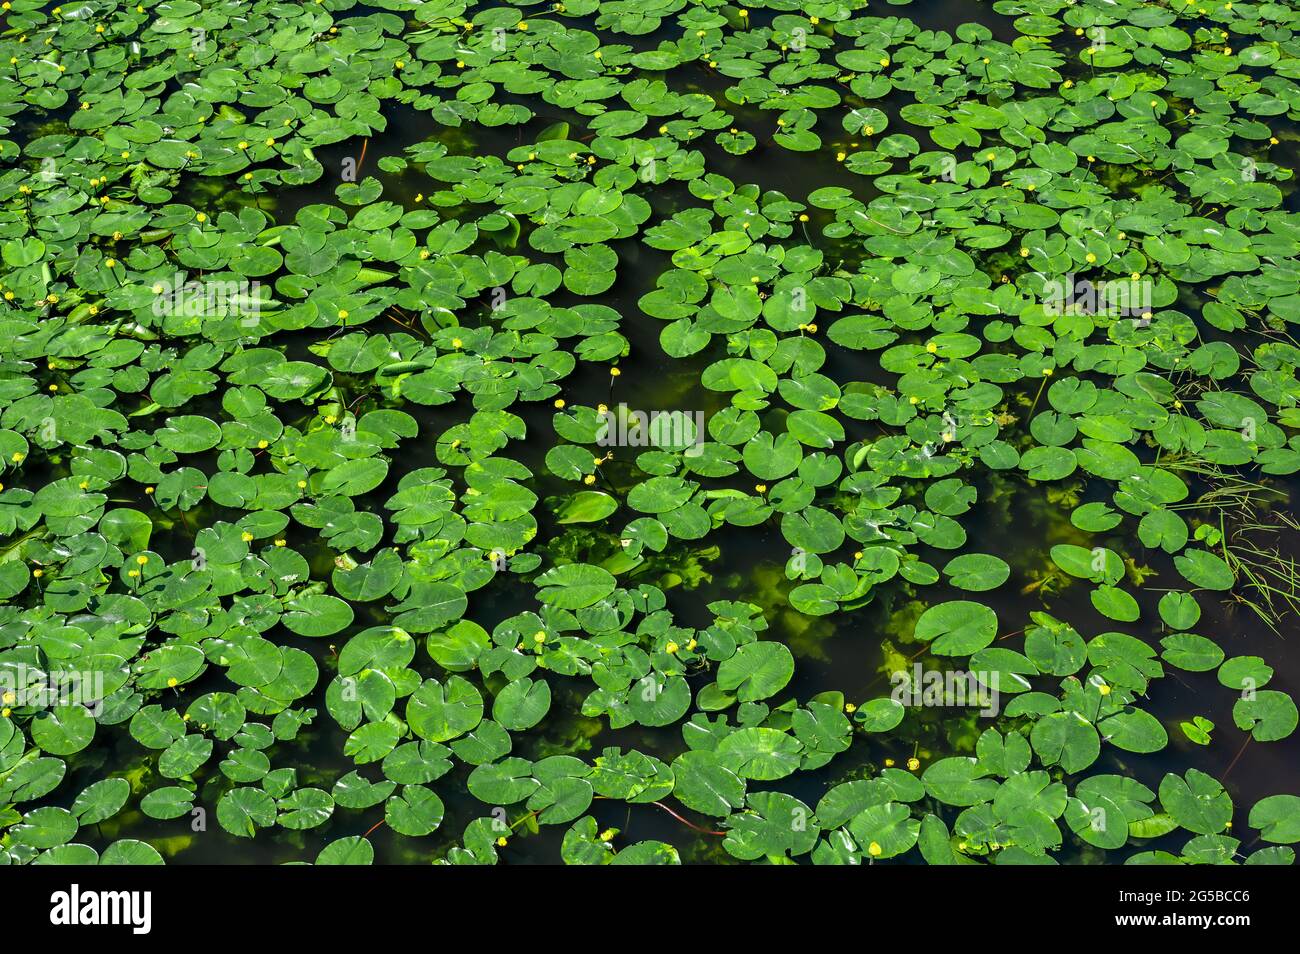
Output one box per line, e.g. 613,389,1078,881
1,0,1299,865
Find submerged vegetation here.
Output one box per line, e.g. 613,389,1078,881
0,0,1299,865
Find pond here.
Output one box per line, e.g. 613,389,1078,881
0,0,1298,865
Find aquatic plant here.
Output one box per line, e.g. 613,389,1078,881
0,0,1297,865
